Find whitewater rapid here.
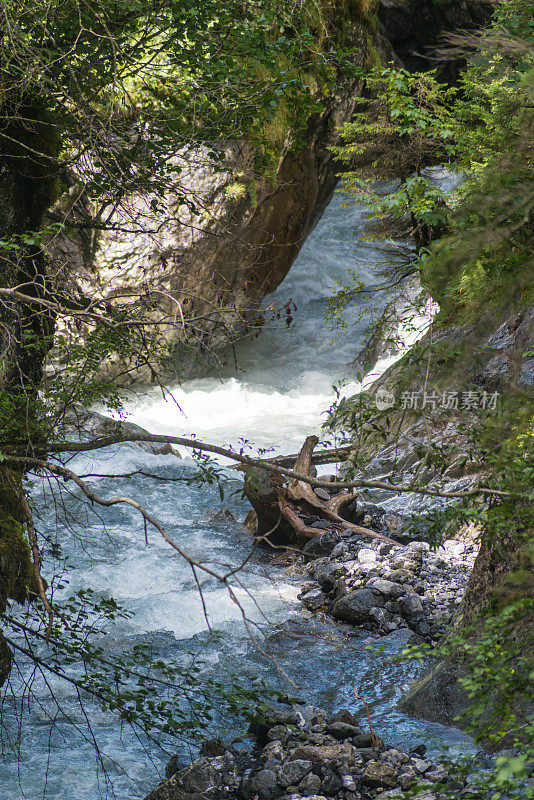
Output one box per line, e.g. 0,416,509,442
2,192,470,800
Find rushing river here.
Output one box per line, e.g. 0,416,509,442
2,193,474,800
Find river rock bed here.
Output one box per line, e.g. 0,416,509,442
291,514,478,645
145,700,466,800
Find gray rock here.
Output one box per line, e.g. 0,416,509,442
330,708,359,726
199,737,230,757
267,724,291,743
250,703,301,743
369,606,389,627
249,768,278,798
332,579,349,600
300,588,326,612
298,796,329,800
298,772,323,795
176,752,237,793
277,760,313,788
326,721,363,740
359,564,380,578
310,518,333,529
388,568,415,581
361,761,398,788
390,556,420,572
263,740,285,762
487,322,515,349
306,706,329,726
382,514,400,533
330,542,349,559
369,579,405,598
413,619,431,637
288,743,355,763
425,765,449,782
399,768,415,789
332,589,384,625
303,530,343,556
406,541,430,554
341,774,358,791
411,757,432,774
358,747,379,760
313,488,331,501
352,733,373,748
399,594,423,617
312,562,346,590
358,548,377,563
378,541,395,556
321,770,343,795
519,356,534,387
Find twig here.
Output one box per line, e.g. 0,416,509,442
17,493,55,641
354,686,376,752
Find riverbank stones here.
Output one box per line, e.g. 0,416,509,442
295,530,478,642
147,699,462,800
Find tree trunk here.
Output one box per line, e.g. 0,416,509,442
244,436,395,547
0,101,59,685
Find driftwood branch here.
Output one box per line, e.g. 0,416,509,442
4,433,511,499
245,436,395,545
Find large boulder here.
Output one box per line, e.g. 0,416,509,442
331,588,385,625
145,752,239,800
361,760,398,789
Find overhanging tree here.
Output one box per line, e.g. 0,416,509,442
0,0,366,753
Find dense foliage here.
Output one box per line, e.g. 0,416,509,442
331,2,533,796
333,66,456,251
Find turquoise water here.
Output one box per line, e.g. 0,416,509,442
1,192,474,800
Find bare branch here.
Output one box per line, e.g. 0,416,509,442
5,433,515,499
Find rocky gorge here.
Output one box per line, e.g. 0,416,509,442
44,0,494,381
0,0,531,798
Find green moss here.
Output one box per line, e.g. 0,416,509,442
0,479,36,608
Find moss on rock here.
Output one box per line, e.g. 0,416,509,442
0,472,36,610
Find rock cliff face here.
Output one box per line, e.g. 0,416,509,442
345,292,534,735
49,56,366,381
46,0,493,381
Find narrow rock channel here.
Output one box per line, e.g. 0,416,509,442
5,193,477,799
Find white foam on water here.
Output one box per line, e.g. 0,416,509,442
5,191,458,800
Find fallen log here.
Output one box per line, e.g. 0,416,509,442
234,444,352,470
243,436,395,546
